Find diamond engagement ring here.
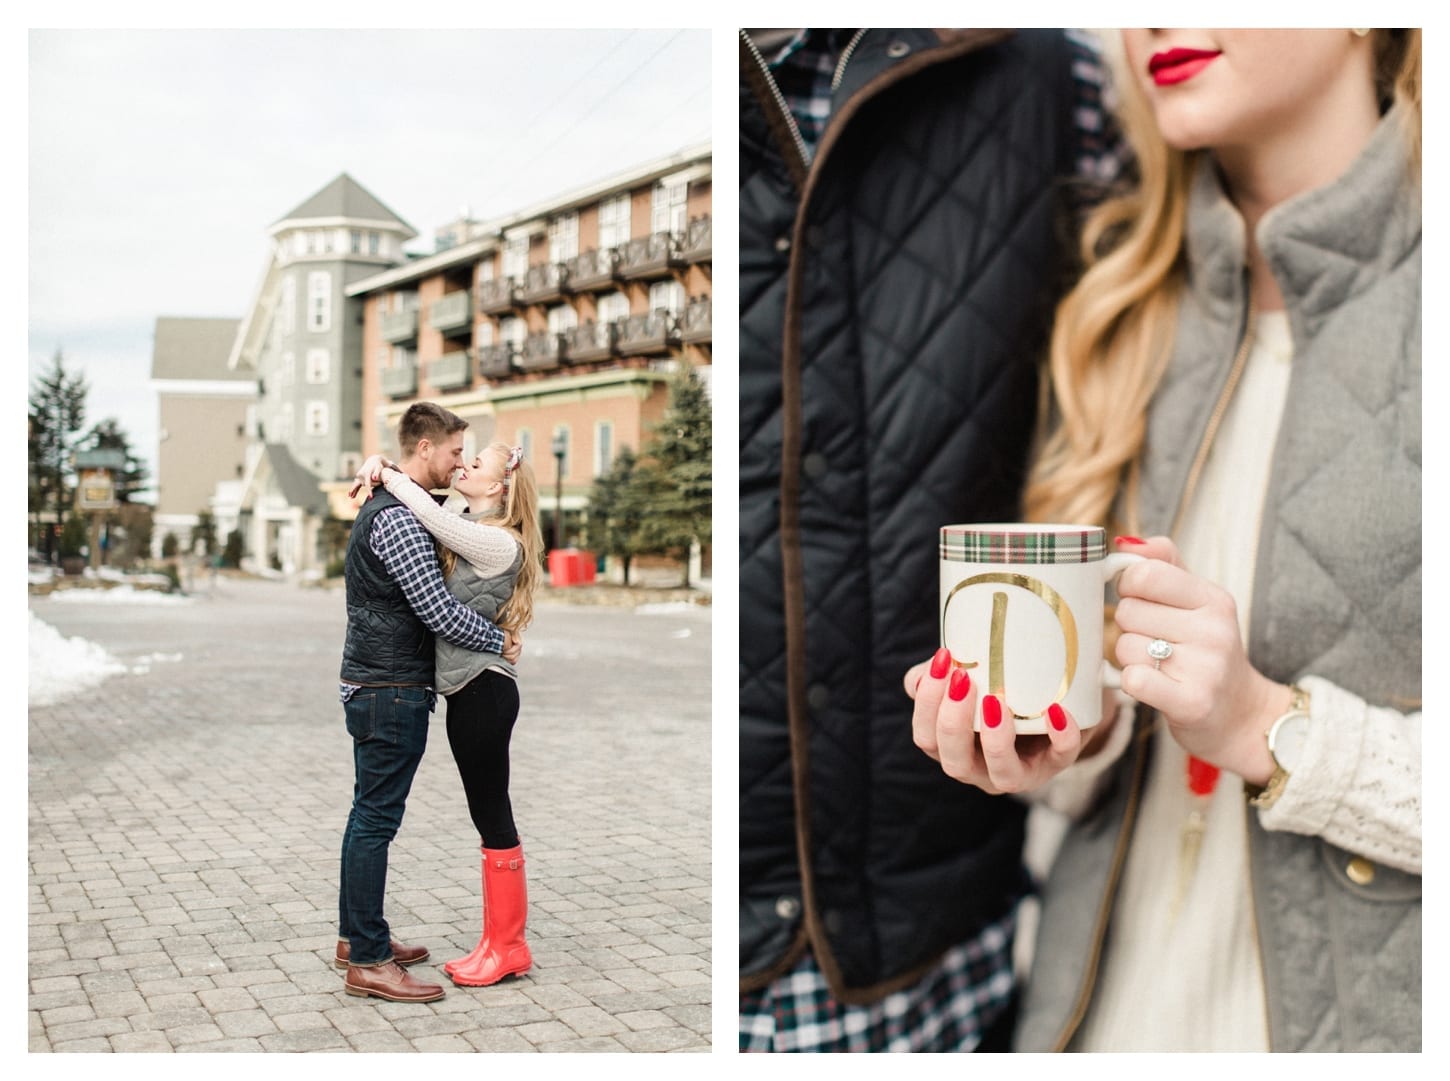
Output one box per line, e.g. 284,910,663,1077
1147,638,1174,670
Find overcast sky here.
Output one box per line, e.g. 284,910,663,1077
26,27,712,500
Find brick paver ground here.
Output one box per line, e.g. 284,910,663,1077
28,576,711,1052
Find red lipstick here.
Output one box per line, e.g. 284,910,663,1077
1148,47,1221,86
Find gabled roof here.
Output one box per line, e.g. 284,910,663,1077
272,173,415,236
150,316,247,381
263,443,327,515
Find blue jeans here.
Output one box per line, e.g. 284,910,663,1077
338,685,434,965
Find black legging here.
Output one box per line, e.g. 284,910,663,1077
444,669,520,850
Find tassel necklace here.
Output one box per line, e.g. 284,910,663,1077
1171,754,1221,920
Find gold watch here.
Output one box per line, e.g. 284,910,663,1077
1247,684,1310,810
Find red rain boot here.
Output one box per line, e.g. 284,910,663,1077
449,844,532,987
442,848,489,981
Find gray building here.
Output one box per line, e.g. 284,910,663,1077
227,174,414,573
149,316,251,558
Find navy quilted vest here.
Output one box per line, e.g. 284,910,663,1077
339,489,435,687
740,29,1079,999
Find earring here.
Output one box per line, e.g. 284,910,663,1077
1352,28,1371,37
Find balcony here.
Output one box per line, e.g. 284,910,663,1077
476,277,519,315
680,297,712,344
380,363,418,398
615,311,679,356
429,350,471,391
429,290,473,335
517,332,569,372
476,342,516,379
564,320,618,363
518,262,570,305
565,247,620,292
617,231,682,280
380,308,419,343
683,215,712,263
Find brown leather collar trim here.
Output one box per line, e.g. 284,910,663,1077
775,27,1014,1004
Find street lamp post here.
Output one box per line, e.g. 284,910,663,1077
551,430,567,552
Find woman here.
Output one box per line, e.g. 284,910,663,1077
906,29,1420,1050
355,441,544,987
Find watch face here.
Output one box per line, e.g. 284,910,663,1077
1271,713,1310,773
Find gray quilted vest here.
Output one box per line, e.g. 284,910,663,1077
435,527,523,696
1015,109,1421,1051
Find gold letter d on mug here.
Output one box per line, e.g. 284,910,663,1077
939,572,1078,721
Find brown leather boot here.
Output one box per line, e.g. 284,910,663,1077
334,939,430,969
344,960,445,1003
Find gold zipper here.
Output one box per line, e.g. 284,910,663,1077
830,29,870,91
739,29,810,172
1169,299,1257,537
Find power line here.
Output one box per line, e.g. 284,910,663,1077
472,29,690,216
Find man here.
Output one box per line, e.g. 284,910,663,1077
738,29,1128,1050
335,401,520,1003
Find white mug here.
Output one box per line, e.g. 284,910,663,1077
939,523,1141,734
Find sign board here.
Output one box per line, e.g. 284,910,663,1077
77,468,116,511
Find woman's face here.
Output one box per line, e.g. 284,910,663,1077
455,449,506,505
1119,29,1373,154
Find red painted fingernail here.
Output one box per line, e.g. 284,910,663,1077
1115,536,1145,545
1048,703,1067,731
982,694,1002,728
948,668,971,702
930,648,951,679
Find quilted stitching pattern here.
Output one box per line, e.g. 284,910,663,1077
740,31,1077,990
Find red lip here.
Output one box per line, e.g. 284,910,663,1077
1148,47,1222,86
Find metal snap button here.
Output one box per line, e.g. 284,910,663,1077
774,235,791,253
775,896,800,919
807,684,830,711
802,452,827,478
887,40,911,58
1346,857,1376,886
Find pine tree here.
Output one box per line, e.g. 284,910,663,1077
586,446,658,585
641,367,712,587
28,350,88,561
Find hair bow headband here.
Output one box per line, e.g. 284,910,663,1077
505,446,525,475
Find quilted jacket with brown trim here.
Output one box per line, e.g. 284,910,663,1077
739,28,1088,1000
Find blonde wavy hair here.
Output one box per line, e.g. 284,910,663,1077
1023,29,1421,534
439,442,544,634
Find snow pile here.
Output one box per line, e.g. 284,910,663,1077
48,585,192,606
28,612,130,708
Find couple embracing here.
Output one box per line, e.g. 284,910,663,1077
335,401,544,1003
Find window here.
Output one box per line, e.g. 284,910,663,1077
500,317,526,347
652,180,688,235
350,230,362,254
476,321,495,347
377,346,390,370
649,280,685,315
306,348,330,384
546,305,578,335
597,291,630,324
594,420,614,476
368,231,380,256
305,401,329,436
392,346,417,369
477,258,495,283
308,272,332,332
548,212,579,262
280,276,297,335
503,235,529,279
551,425,571,482
598,193,631,248
516,428,532,463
